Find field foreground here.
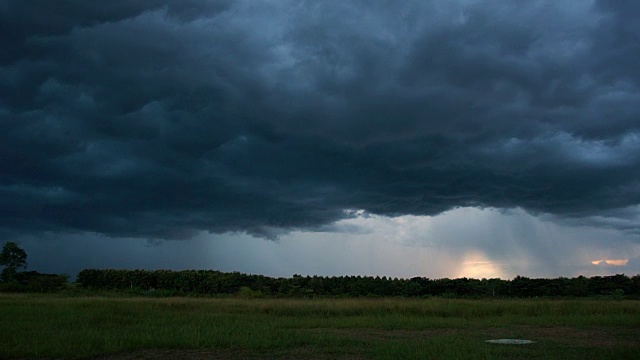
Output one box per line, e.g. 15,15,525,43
1,294,639,359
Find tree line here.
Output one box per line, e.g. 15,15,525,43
76,268,640,298
2,241,639,297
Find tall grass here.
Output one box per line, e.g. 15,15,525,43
1,294,639,359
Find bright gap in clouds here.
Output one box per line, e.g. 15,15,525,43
21,207,640,279
591,259,629,266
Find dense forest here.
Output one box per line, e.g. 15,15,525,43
77,269,640,298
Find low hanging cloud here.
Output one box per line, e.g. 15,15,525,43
2,0,640,240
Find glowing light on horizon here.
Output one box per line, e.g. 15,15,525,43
456,252,506,279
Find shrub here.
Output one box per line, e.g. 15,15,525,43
237,286,263,298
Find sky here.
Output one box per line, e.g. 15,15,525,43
2,0,640,279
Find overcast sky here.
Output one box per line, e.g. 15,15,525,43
2,0,640,279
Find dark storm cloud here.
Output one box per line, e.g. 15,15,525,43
2,0,640,239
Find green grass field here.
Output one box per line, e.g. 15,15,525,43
1,294,639,359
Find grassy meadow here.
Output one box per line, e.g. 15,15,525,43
1,294,639,359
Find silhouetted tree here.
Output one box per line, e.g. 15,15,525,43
0,242,27,283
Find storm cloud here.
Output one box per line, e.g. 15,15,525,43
2,0,640,241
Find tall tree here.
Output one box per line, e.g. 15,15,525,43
0,242,27,283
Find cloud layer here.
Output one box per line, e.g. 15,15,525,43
2,0,640,240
